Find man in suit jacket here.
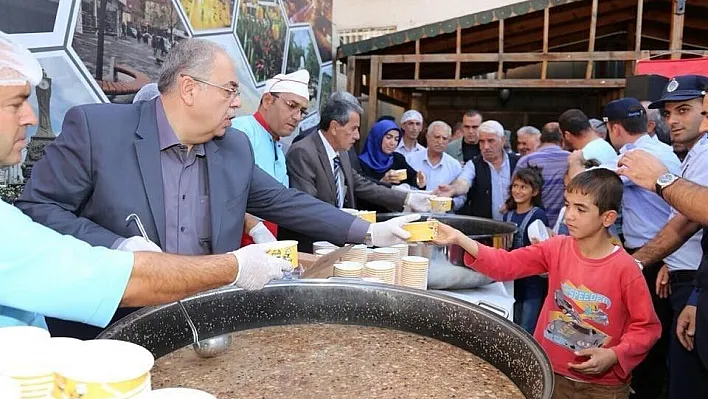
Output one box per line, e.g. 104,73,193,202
285,92,430,251
16,40,415,338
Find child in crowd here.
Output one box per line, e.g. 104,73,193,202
503,167,549,334
554,161,622,247
433,168,660,399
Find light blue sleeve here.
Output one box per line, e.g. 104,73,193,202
449,159,467,210
233,117,259,149
459,160,476,184
0,202,134,327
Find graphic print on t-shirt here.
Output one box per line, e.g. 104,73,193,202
543,282,611,352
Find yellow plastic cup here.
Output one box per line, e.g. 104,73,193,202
429,196,452,213
51,339,154,399
402,220,439,242
356,210,377,223
266,240,299,267
391,169,407,181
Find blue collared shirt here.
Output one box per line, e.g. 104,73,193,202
515,144,569,227
406,150,464,208
0,201,134,328
156,99,211,255
664,134,708,271
396,140,426,156
458,153,512,221
619,134,682,249
232,115,289,187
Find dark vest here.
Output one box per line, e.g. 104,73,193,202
461,153,519,218
697,228,708,292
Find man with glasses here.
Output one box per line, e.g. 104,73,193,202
16,39,417,339
232,69,309,187
231,70,309,246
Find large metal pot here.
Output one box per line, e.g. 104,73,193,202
99,280,553,398
378,213,517,289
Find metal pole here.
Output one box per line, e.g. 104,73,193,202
95,0,109,81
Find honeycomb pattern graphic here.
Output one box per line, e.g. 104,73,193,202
235,0,288,87
4,0,332,129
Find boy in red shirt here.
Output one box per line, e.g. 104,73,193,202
434,168,661,398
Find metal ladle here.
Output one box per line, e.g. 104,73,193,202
176,300,232,358
125,213,232,358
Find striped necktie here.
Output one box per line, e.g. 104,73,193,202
333,155,343,207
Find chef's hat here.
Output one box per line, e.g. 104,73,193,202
0,31,42,87
263,69,310,100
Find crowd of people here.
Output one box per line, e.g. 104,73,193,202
4,33,708,399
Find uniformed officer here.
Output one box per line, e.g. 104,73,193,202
627,75,708,398
618,82,708,375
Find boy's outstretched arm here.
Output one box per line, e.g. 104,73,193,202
433,222,550,281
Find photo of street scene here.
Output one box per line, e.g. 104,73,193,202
235,0,286,86
318,63,331,114
203,34,260,114
72,0,189,103
283,0,332,62
178,0,234,32
28,53,99,140
0,0,60,34
285,27,320,114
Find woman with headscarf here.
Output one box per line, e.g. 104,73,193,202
358,119,426,189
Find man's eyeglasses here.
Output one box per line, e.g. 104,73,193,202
181,74,240,100
271,93,308,117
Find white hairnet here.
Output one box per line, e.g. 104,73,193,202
0,30,42,87
133,83,160,103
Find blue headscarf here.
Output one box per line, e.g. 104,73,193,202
358,120,402,173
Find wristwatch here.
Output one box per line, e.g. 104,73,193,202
634,258,644,271
655,172,680,199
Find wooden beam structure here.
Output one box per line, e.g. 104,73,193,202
346,56,356,93
635,0,644,52
586,0,599,79
498,20,505,78
455,26,461,80
368,57,380,129
339,0,703,122
669,0,685,59
414,40,421,80
375,51,653,64
377,79,626,89
541,7,550,80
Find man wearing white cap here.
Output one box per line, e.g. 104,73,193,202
231,69,309,246
396,109,426,155
232,69,310,186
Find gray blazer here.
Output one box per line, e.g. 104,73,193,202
286,130,407,211
445,137,464,162
16,99,366,254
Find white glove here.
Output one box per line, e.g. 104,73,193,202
391,183,412,192
370,214,421,247
249,222,277,244
405,193,433,213
116,236,162,252
231,244,293,290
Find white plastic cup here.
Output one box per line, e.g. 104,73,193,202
0,375,21,399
